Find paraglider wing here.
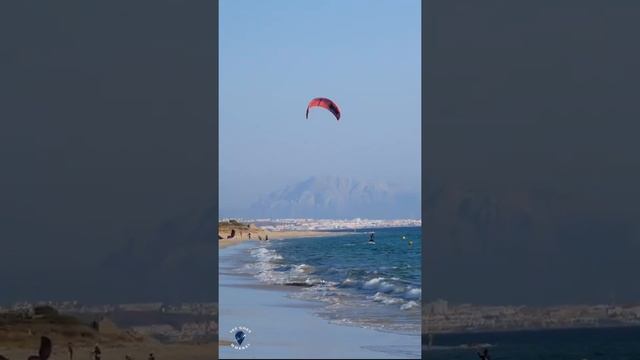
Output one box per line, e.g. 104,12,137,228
305,97,341,121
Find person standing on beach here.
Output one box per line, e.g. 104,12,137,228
93,344,101,360
248,232,251,240
67,342,73,360
265,234,269,241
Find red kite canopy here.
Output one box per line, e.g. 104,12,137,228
305,97,341,121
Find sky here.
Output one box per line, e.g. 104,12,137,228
219,0,421,215
423,1,640,305
0,2,217,303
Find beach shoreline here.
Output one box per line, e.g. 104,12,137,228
218,229,350,249
218,240,420,359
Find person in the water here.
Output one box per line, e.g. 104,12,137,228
369,232,375,243
477,348,491,360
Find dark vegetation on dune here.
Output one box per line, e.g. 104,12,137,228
1,310,97,356
0,305,151,359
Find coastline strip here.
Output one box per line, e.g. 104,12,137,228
218,230,349,249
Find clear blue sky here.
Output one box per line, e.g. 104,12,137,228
220,0,421,215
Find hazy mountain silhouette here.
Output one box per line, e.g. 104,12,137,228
424,177,640,306
249,176,420,219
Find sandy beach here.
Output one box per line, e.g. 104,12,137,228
0,327,218,360
218,241,421,359
0,343,217,360
0,309,218,360
218,222,348,249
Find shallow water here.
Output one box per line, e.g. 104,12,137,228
219,241,421,359
236,227,421,334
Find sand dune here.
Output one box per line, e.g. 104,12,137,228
0,311,217,360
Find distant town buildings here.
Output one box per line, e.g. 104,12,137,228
423,301,640,333
220,218,422,231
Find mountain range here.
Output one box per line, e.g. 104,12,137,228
249,176,420,219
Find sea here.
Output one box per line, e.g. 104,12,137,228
424,326,640,360
235,226,422,335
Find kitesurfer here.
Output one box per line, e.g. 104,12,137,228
369,232,375,243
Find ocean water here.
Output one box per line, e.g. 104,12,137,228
424,326,640,360
238,227,421,335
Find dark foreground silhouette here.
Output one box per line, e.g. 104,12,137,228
0,336,52,360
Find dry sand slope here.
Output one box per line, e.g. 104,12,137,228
0,311,218,360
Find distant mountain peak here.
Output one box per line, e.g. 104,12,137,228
250,176,419,219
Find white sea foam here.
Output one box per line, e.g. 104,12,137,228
363,277,402,293
341,278,358,286
250,247,283,261
246,245,330,288
400,301,419,311
293,263,314,273
371,292,404,305
405,288,422,300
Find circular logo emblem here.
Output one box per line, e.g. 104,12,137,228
229,326,252,350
